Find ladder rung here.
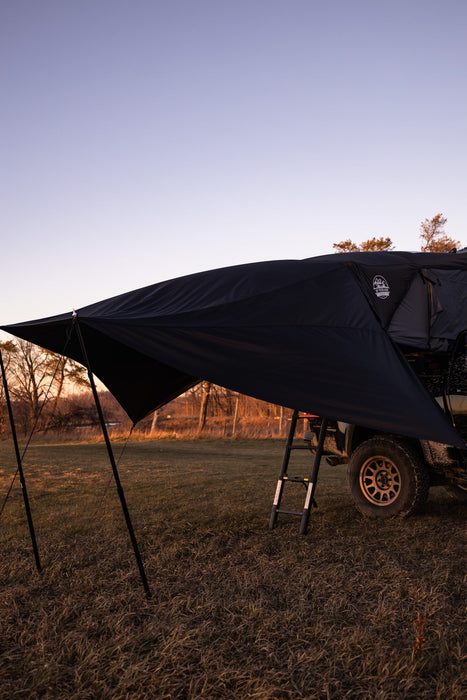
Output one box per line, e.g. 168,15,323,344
269,410,328,534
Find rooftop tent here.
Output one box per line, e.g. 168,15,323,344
3,251,467,448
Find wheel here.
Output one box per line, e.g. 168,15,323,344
347,437,430,518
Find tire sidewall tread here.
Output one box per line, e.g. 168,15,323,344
347,436,430,518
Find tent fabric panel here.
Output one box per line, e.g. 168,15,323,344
80,263,376,335
71,325,200,423
3,317,200,423
348,261,418,329
3,251,467,447
77,259,342,321
81,318,463,446
59,251,467,325
429,269,467,345
387,274,430,348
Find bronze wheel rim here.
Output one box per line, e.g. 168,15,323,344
359,455,402,506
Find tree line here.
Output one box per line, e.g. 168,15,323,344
0,339,91,436
0,214,462,438
333,213,459,253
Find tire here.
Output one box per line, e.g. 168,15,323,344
347,437,430,518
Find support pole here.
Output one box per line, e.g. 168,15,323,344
73,318,151,598
0,348,42,573
299,417,329,535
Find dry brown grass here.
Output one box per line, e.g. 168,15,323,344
0,439,465,699
43,414,291,443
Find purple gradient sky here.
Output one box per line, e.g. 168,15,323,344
1,0,466,326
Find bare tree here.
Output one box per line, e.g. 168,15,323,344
197,381,212,433
0,339,87,434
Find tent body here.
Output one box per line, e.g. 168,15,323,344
3,251,467,447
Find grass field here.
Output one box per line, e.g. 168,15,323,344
0,438,465,699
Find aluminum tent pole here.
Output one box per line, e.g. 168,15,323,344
73,317,151,598
0,347,42,573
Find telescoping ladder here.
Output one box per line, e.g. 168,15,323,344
269,410,329,535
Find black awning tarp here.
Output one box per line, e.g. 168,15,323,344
3,251,467,447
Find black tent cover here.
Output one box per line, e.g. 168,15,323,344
3,251,467,448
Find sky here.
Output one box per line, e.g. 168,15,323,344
1,0,466,328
